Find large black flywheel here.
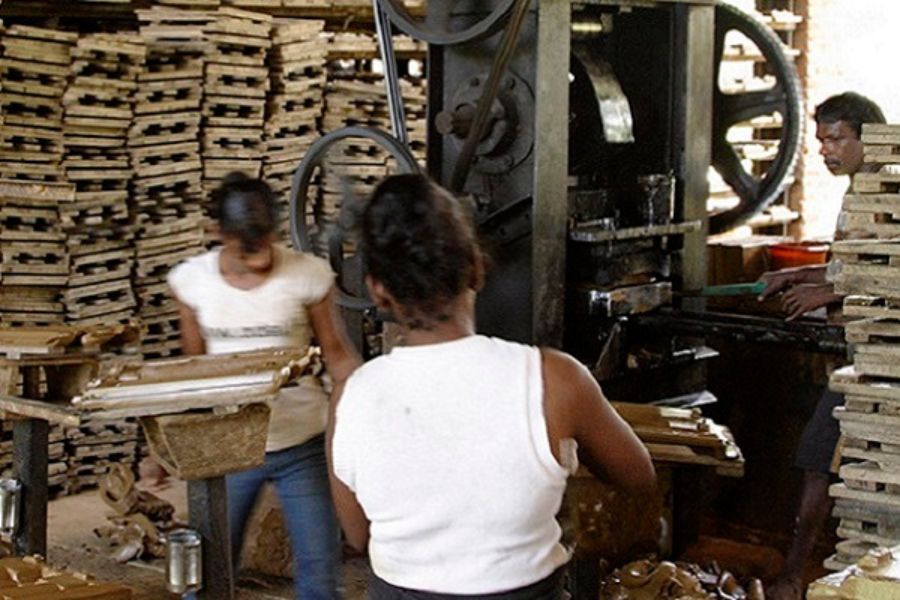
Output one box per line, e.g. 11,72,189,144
289,127,421,310
710,2,803,234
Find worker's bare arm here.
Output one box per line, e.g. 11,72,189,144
174,298,206,356
781,283,843,321
308,287,362,385
325,382,370,551
758,264,828,299
541,348,657,495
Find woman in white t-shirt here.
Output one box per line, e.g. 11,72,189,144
164,172,360,599
329,174,657,599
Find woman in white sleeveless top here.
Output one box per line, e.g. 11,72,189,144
329,174,656,599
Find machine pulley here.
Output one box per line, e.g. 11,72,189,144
377,0,518,46
710,2,803,233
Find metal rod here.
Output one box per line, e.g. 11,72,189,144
373,0,408,146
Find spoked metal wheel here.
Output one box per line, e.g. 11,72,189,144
378,0,518,45
710,2,803,234
289,126,421,310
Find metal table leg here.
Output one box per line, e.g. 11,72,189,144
13,365,48,557
188,477,234,600
13,418,49,557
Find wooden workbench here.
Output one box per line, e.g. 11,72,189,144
1,396,272,599
0,343,306,600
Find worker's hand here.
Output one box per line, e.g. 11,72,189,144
757,270,799,300
781,283,840,321
138,456,171,491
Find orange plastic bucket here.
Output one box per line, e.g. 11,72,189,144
767,242,830,270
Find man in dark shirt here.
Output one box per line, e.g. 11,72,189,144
760,92,886,600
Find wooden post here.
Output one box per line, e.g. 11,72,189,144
188,477,234,600
13,366,49,557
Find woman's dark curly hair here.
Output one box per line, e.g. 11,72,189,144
211,171,279,253
360,174,483,329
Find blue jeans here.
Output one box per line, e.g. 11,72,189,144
229,435,339,599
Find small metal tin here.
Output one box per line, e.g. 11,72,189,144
0,478,21,536
165,528,203,595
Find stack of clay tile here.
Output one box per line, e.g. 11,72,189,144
0,26,76,183
0,555,132,598
201,7,272,200
263,19,327,242
0,180,74,325
133,7,209,358
826,124,900,569
62,34,145,327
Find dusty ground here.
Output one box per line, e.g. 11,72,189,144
45,481,369,599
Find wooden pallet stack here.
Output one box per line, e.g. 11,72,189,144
0,181,75,325
223,0,280,6
157,0,220,6
155,0,222,8
0,26,76,183
826,124,900,569
201,7,272,200
0,422,69,497
133,7,209,358
837,125,900,241
264,19,327,241
323,32,426,151
0,324,140,498
65,420,139,494
62,33,145,327
309,33,426,253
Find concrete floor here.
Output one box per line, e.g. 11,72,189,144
46,481,369,599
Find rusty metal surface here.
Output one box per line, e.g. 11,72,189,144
532,0,571,347
636,309,848,355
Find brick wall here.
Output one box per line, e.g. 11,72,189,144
791,0,900,238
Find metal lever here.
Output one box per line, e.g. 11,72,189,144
373,0,408,146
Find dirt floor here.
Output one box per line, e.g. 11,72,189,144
44,481,831,598
46,481,369,599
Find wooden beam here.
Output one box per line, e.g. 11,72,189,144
0,395,82,427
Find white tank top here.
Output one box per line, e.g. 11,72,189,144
332,335,571,594
168,246,334,452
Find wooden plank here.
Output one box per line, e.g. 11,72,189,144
835,274,900,300
831,366,900,401
854,172,900,194
831,482,900,509
0,395,81,426
841,436,900,469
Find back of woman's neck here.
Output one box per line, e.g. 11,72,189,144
403,322,474,346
